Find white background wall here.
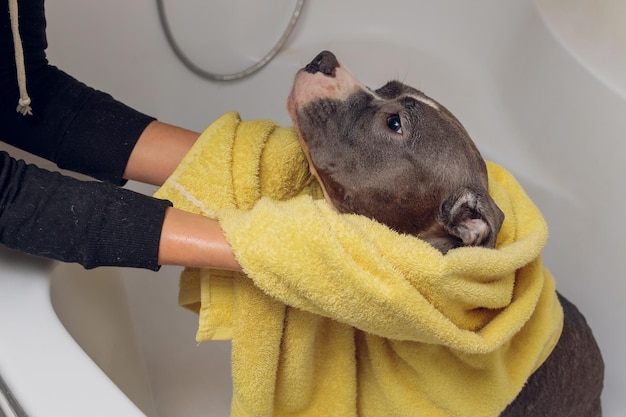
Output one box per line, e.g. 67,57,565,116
31,0,626,415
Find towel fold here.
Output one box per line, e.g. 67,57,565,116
155,112,563,417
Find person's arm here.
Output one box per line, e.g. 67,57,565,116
158,207,241,271
123,120,199,186
0,151,241,271
0,151,164,269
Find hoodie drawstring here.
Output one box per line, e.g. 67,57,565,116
8,0,33,116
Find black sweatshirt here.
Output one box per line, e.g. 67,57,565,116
0,0,172,269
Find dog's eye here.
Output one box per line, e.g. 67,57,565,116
386,115,403,134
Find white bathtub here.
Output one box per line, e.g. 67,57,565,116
1,0,625,416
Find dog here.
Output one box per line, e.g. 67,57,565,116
287,51,604,416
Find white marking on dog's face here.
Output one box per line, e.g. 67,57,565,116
409,94,440,110
362,88,441,111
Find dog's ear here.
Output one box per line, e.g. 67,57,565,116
438,186,504,248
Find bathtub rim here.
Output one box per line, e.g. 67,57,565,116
0,247,144,417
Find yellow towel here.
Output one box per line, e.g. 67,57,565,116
155,112,563,417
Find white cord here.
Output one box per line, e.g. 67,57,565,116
8,0,33,115
156,0,305,81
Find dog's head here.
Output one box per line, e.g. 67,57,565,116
287,51,504,253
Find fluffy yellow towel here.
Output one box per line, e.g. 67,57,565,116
155,112,563,417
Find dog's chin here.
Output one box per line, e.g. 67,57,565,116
296,142,340,212
287,104,340,213
287,88,298,123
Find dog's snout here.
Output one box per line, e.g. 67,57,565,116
288,50,362,116
304,50,339,76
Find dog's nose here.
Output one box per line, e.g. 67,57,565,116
304,51,339,76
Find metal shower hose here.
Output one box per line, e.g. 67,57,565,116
156,0,305,81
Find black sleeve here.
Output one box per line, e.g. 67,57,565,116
0,0,156,185
0,151,172,270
